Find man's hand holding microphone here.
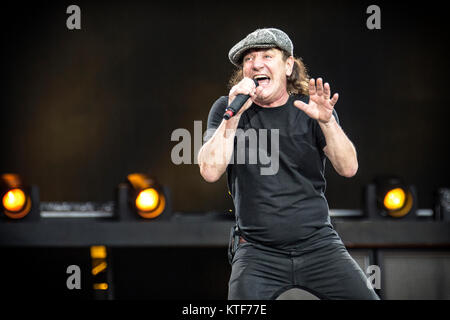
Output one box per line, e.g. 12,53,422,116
223,78,262,120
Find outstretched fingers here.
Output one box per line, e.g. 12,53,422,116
316,78,324,97
330,93,339,107
309,77,338,109
294,99,316,119
324,82,331,100
309,78,316,96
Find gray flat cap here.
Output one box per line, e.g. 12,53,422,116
228,28,294,66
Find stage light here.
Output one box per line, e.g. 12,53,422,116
128,173,166,219
93,283,108,290
1,173,39,221
136,188,161,213
116,173,171,220
90,246,107,259
92,261,107,276
90,245,111,297
3,188,27,213
383,188,406,211
364,176,417,219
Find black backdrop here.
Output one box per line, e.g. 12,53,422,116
2,0,449,213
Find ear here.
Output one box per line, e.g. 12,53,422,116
285,56,294,77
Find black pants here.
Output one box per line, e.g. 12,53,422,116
228,226,380,300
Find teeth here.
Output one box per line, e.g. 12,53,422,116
254,75,269,80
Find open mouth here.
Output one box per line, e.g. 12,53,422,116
253,75,270,86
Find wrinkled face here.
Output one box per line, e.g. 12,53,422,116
242,48,294,105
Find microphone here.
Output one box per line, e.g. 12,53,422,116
223,79,259,120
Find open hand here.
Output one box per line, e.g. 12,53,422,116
293,78,339,124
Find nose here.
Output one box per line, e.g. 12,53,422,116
252,55,264,70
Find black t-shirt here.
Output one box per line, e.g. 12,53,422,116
204,94,340,250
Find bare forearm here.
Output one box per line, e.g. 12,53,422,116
319,116,358,177
198,116,240,182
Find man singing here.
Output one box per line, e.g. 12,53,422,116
198,28,379,300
